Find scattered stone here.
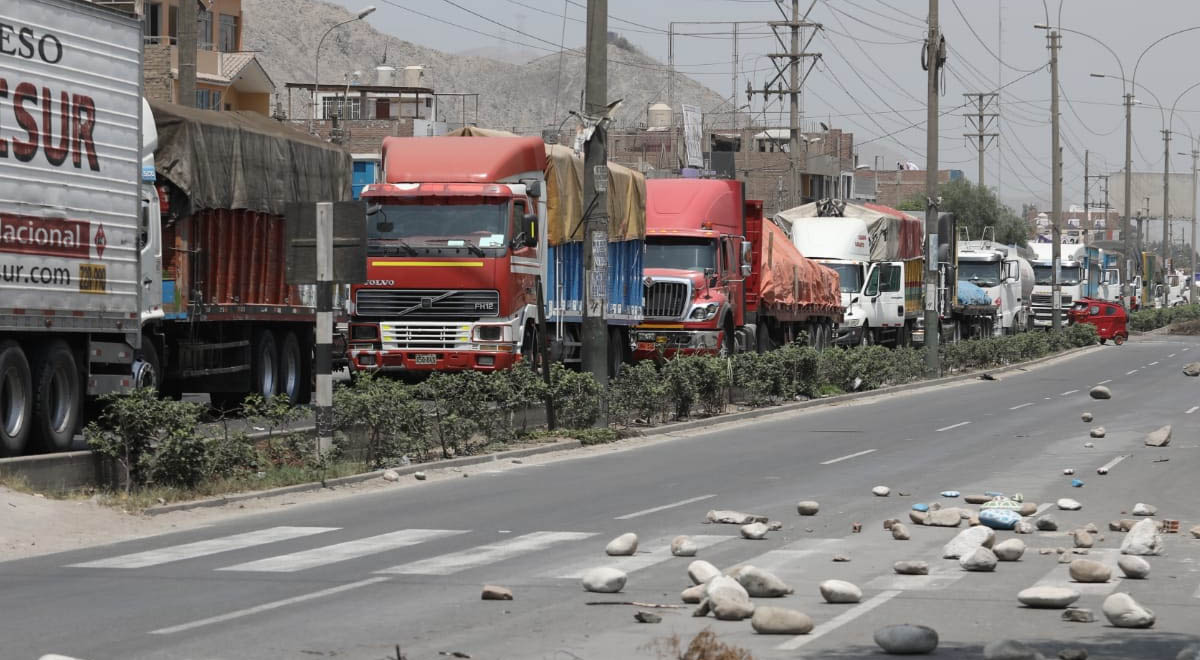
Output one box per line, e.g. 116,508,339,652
1084,442,1095,449
704,575,755,621
1071,548,1089,555
1190,525,1200,539
1057,498,1083,511
852,522,863,533
1109,520,1123,531
1121,518,1164,556
1036,515,1059,531
942,525,995,559
1063,468,1075,475
481,585,513,600
1102,592,1156,628
382,469,400,482
980,508,1022,530
1081,412,1093,422
1117,555,1150,579
767,520,784,531
750,606,813,635
819,579,863,604
1039,548,1054,555
1083,522,1099,534
910,510,930,525
735,566,793,597
688,560,721,585
796,500,820,516
1177,643,1200,660
912,503,929,512
1118,519,1137,532
872,485,891,497
1061,608,1096,623
741,522,769,540
1058,554,1074,564
1068,559,1112,583
1072,530,1094,549
899,491,912,496
706,510,768,525
873,624,939,655
994,538,1026,561
1089,385,1112,399
960,547,998,572
580,567,627,593
926,508,963,527
511,459,523,464
883,519,898,530
1014,521,1035,534
1183,362,1200,376
894,560,929,575
634,611,661,624
1132,502,1157,516
680,584,706,603
1145,425,1172,447
1019,502,1039,516
1017,586,1081,609
691,599,711,618
983,639,1043,660
1056,547,1068,555
832,554,851,562
671,535,698,557
964,494,993,504
414,471,427,481
1059,649,1089,660
1071,479,1085,488
941,490,961,498
892,523,911,540
605,533,638,556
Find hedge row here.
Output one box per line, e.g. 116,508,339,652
1129,304,1200,332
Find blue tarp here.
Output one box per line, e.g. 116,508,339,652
957,280,992,305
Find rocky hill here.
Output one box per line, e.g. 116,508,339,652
242,0,734,131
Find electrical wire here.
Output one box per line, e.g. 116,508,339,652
823,3,924,106
950,0,1040,73
841,0,925,30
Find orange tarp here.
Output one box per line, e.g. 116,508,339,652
759,219,841,309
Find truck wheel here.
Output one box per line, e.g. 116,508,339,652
522,323,541,372
278,331,305,406
0,341,33,456
251,329,279,400
32,340,82,452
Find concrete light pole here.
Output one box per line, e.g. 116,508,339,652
310,6,375,135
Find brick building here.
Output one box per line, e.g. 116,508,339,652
868,168,965,208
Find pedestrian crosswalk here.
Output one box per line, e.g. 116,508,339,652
68,526,338,569
542,534,732,579
218,529,468,573
377,531,595,576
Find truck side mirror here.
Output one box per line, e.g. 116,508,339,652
740,239,753,265
704,267,717,288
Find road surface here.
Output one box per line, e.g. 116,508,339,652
5,336,1200,659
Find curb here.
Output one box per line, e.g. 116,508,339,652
144,343,1098,515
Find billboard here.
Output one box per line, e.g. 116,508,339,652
681,104,703,168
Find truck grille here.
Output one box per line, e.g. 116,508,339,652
380,322,472,350
644,281,689,319
1032,293,1071,306
355,289,500,318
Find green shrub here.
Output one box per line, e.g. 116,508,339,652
775,344,821,397
662,357,699,419
732,351,784,406
84,388,203,492
486,366,550,440
420,371,483,458
690,355,732,416
205,433,259,480
335,373,429,467
608,361,666,425
146,430,207,488
547,364,601,429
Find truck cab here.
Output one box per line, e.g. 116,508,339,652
1030,243,1086,328
958,242,1033,335
790,217,870,345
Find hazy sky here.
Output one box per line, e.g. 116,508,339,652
331,0,1200,211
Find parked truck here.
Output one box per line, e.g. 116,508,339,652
631,179,841,358
1029,242,1088,328
780,201,923,346
0,0,350,455
348,128,645,377
957,232,1034,335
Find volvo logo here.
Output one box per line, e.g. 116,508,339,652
420,297,433,308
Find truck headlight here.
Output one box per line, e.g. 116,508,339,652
688,303,720,321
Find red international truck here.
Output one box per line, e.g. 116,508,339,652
632,179,842,359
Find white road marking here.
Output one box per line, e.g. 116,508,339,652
1187,406,1198,414
1098,455,1129,473
1060,389,1079,396
70,527,338,569
775,590,902,650
1126,370,1138,375
1194,583,1200,599
1149,361,1160,366
377,531,595,575
1097,379,1112,385
1185,348,1192,351
820,449,878,465
1169,353,1177,358
1034,549,1122,595
216,529,468,573
1035,502,1055,515
936,421,971,432
547,535,732,579
150,577,390,635
1009,403,1033,410
614,494,717,520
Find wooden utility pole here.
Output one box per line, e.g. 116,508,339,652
178,0,197,106
924,0,942,376
1049,28,1063,330
582,0,609,413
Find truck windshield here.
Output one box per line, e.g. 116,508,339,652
368,201,509,252
960,261,1001,287
1034,265,1083,285
827,263,863,293
644,238,716,272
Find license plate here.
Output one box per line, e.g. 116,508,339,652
413,354,437,365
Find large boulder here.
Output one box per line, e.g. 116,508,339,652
1132,502,1157,516
874,624,939,654
680,584,706,603
706,510,767,525
671,535,698,557
1145,425,1172,447
894,560,929,575
1089,385,1112,399
1183,362,1200,377
980,508,1022,530
926,508,962,527
581,567,627,593
1036,515,1059,531
1068,559,1112,583
1121,518,1164,556
741,522,770,540
1117,555,1151,579
994,538,1026,561
1017,586,1081,609
942,525,995,559
1102,592,1155,628
818,579,863,604
605,533,638,556
1090,427,1106,438
688,560,721,585
796,500,820,516
705,575,755,620
892,523,912,540
735,566,793,597
481,585,513,600
750,606,813,635
960,547,998,572
1057,498,1082,511
873,485,891,497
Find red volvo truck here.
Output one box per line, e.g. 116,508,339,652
633,179,842,359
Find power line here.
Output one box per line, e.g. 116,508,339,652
823,3,924,106
841,0,925,29
875,0,926,24
949,0,1040,73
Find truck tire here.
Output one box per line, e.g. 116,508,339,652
251,329,279,401
522,323,541,372
278,331,305,406
0,341,33,456
32,340,82,452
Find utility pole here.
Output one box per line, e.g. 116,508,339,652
1163,128,1172,263
1084,149,1089,245
1123,92,1134,304
962,92,998,188
1049,29,1063,330
582,0,609,413
177,0,197,106
732,23,738,130
788,0,799,206
1191,148,1198,304
924,0,942,377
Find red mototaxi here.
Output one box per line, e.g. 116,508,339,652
1067,297,1128,345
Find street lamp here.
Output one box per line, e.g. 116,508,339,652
309,6,376,135
1168,83,1200,304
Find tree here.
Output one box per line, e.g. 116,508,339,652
901,180,1030,247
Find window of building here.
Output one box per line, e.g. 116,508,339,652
322,97,361,119
144,3,162,41
376,98,391,119
197,7,213,50
211,91,222,110
168,5,177,41
195,89,211,110
218,14,238,52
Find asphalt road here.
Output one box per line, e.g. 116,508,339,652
6,336,1200,660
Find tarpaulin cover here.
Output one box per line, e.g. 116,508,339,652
151,101,352,216
449,126,645,245
759,218,841,309
775,200,923,261
958,280,992,305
